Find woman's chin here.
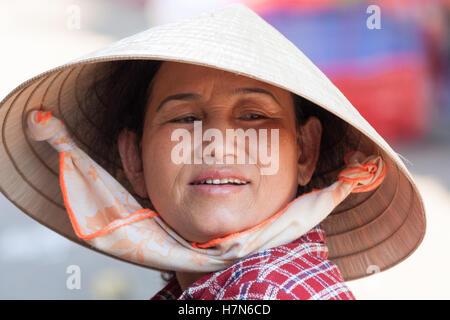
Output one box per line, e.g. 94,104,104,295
183,211,249,243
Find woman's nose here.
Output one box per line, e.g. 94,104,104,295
199,115,255,165
201,114,236,133
199,116,235,164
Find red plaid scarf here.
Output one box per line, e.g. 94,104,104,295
151,223,355,300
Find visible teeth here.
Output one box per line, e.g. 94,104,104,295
195,178,248,185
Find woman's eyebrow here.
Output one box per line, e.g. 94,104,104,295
156,87,280,112
156,93,201,112
230,87,281,107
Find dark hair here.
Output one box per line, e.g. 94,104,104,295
78,60,359,208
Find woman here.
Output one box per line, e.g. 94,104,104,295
0,4,426,300
93,59,356,299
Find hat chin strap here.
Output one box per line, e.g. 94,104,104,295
26,109,386,272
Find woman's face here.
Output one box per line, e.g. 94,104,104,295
119,61,322,243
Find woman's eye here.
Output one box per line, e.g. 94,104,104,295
171,115,199,123
242,113,267,120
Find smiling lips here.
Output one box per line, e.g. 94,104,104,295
189,169,250,195
190,178,249,185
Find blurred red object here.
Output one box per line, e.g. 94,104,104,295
331,61,429,142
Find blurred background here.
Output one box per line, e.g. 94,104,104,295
0,0,449,299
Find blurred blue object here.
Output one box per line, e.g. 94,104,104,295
250,1,435,142
262,6,426,72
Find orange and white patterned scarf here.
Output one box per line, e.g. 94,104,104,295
26,109,386,272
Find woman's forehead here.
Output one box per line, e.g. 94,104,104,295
152,61,288,97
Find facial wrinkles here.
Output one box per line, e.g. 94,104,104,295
199,69,228,102
141,63,302,239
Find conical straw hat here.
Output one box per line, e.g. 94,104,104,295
0,3,426,281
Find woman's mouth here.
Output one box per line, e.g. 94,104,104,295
190,178,249,185
188,170,251,195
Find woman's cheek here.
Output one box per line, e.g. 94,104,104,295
260,128,297,178
269,130,299,197
142,134,174,195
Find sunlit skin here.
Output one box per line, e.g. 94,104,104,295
118,61,322,290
